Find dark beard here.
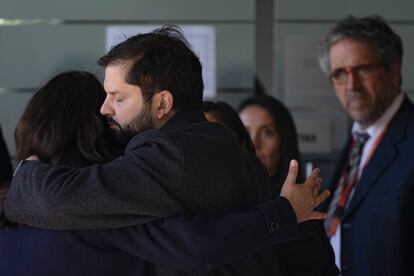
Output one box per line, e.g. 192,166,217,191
107,126,134,150
107,101,154,150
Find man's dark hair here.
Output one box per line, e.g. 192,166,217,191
318,15,403,79
15,71,115,166
98,25,204,112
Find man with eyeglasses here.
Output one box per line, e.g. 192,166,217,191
318,15,414,275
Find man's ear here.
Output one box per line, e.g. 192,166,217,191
389,62,401,87
153,90,174,120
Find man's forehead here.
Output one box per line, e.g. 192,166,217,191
329,38,378,69
103,63,129,86
105,62,131,77
103,65,142,96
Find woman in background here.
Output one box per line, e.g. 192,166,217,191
239,94,305,195
239,95,337,275
203,101,254,153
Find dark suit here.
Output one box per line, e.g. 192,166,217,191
322,96,414,275
0,199,300,276
6,110,337,275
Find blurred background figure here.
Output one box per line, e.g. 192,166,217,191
239,95,305,195
203,101,254,153
203,99,338,276
318,15,413,275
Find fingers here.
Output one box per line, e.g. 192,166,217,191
308,211,327,220
304,168,320,187
314,190,331,207
310,167,320,178
313,177,322,196
284,160,298,186
306,168,323,197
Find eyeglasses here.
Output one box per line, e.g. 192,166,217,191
329,63,383,85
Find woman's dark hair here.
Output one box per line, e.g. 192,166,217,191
239,95,304,192
203,101,254,153
15,71,115,166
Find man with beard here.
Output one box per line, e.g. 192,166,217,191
5,26,330,275
318,15,414,275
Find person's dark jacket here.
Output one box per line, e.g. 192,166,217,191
0,199,301,276
5,110,338,275
6,111,272,229
322,96,414,276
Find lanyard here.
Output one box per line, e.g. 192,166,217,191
337,127,388,207
361,127,388,169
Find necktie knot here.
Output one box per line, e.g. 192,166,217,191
354,132,370,146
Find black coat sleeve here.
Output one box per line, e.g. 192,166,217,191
5,132,187,229
99,198,300,271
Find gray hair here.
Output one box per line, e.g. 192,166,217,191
318,15,403,76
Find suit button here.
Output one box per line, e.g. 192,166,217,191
343,223,351,229
270,221,280,232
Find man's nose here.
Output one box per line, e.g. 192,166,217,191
346,71,361,91
100,97,115,116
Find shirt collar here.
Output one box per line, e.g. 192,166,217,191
161,109,206,130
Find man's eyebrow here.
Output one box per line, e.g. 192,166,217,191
332,62,373,72
107,91,120,95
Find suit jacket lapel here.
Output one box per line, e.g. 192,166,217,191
342,98,412,220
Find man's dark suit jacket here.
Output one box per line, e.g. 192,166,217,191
322,96,414,276
5,110,337,275
0,199,300,275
